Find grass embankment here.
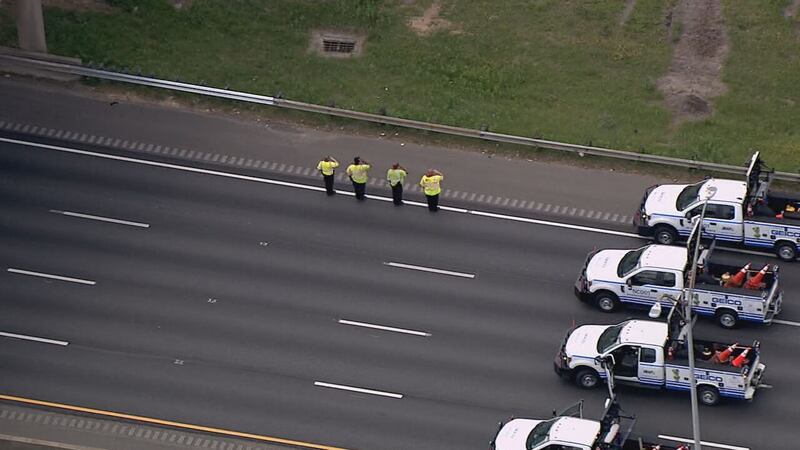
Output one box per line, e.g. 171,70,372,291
0,0,798,172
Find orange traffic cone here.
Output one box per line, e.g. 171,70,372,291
731,347,751,368
744,265,770,290
714,343,737,363
724,263,751,288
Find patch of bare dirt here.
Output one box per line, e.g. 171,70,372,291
409,1,459,36
41,0,114,12
619,0,637,26
657,0,730,125
784,0,800,18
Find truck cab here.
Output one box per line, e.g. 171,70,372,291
491,399,689,450
491,416,601,450
634,178,746,245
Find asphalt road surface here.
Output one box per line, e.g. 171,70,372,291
2,134,800,450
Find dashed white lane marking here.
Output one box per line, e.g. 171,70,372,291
0,331,69,346
658,435,749,450
338,319,431,337
772,319,800,327
313,382,403,399
49,209,150,228
384,262,475,279
7,268,96,285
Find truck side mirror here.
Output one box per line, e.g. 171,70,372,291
685,211,693,219
597,354,616,367
625,278,633,287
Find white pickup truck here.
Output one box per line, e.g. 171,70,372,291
491,400,689,450
553,313,767,406
633,152,800,261
574,239,783,328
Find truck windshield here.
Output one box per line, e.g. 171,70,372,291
597,323,625,353
676,182,704,210
526,418,557,450
617,247,646,277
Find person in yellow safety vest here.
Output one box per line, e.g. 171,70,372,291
346,156,370,200
420,169,444,212
386,162,407,206
316,156,340,196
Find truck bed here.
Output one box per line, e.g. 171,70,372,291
667,339,756,373
701,251,777,291
750,191,800,223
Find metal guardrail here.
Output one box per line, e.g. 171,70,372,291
2,53,798,183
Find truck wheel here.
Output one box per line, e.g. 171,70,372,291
595,292,620,313
698,385,720,406
654,225,678,246
575,369,601,389
775,242,797,262
715,310,739,329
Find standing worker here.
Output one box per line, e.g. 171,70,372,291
420,169,444,212
386,163,407,206
346,156,370,200
317,156,339,195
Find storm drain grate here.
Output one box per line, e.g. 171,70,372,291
322,39,356,53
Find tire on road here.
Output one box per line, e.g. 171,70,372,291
595,291,620,313
654,225,678,246
575,368,601,390
698,385,721,406
775,242,797,262
715,309,739,329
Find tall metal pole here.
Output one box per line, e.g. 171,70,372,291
684,186,716,450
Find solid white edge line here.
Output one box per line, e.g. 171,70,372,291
49,209,150,228
0,331,69,346
1,137,783,253
384,262,475,279
7,268,96,285
772,319,800,327
658,435,749,450
338,319,431,337
0,136,622,237
469,210,639,238
313,382,403,399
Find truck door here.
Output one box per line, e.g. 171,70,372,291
638,347,664,385
626,270,677,306
689,203,743,243
611,345,640,380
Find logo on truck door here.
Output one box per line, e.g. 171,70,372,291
771,229,800,239
696,373,724,383
712,297,743,306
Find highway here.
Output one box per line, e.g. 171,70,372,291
1,131,799,450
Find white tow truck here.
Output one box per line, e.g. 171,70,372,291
490,399,690,450
633,152,800,261
553,309,767,406
574,227,783,328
